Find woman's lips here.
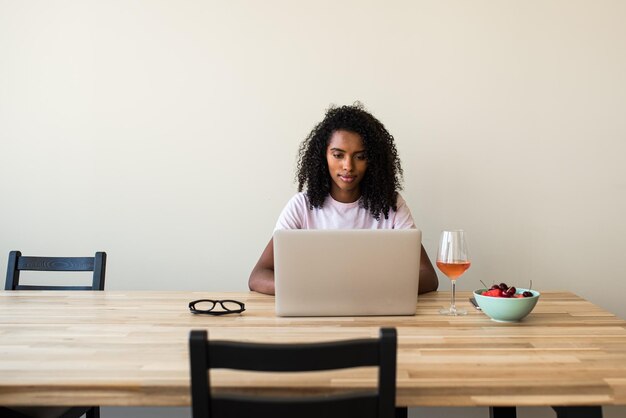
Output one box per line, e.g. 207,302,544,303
339,175,356,183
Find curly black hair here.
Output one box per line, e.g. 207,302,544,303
296,103,404,220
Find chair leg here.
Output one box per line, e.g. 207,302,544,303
0,407,32,418
552,406,602,418
395,407,408,418
489,406,516,418
86,407,100,418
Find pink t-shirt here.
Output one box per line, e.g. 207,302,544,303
275,192,416,231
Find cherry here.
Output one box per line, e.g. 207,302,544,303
480,282,537,298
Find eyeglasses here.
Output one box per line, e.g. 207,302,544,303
188,299,246,315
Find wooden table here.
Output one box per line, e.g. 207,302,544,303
1,290,625,412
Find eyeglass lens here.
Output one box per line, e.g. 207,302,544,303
218,300,243,311
191,300,243,312
193,301,217,311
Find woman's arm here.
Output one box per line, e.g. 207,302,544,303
418,244,439,294
248,238,276,295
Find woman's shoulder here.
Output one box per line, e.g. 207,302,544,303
281,192,314,215
391,192,415,229
395,192,408,208
286,192,310,207
276,192,310,230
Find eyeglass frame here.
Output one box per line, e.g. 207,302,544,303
188,299,246,315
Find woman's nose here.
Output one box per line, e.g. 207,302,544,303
343,157,353,171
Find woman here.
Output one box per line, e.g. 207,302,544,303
249,103,438,295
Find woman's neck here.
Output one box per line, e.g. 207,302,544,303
329,188,361,204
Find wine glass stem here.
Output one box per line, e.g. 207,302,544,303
450,280,457,313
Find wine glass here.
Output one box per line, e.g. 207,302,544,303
437,230,471,316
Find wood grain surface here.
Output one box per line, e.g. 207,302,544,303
1,290,625,408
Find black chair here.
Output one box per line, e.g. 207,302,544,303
189,328,398,418
0,407,99,418
2,250,106,418
5,250,106,291
490,406,603,418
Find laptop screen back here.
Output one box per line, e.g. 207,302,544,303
274,229,421,317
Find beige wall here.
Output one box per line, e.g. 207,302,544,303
2,2,626,417
2,4,626,311
2,0,625,312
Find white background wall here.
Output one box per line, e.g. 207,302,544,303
1,1,625,417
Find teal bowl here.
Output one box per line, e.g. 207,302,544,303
473,288,540,322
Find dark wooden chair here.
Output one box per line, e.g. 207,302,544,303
2,250,106,418
4,250,106,291
0,407,99,418
490,406,603,418
189,328,398,418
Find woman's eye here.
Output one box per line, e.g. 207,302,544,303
356,154,367,161
333,153,343,159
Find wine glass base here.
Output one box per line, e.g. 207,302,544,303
439,307,467,316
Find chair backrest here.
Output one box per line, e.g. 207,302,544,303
189,328,397,418
5,250,107,291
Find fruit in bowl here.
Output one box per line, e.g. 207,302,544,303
480,282,534,298
473,282,540,322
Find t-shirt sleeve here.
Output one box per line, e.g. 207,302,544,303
394,194,417,229
274,193,306,231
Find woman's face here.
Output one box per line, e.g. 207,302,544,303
326,130,368,203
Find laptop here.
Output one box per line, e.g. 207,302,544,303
274,229,421,317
